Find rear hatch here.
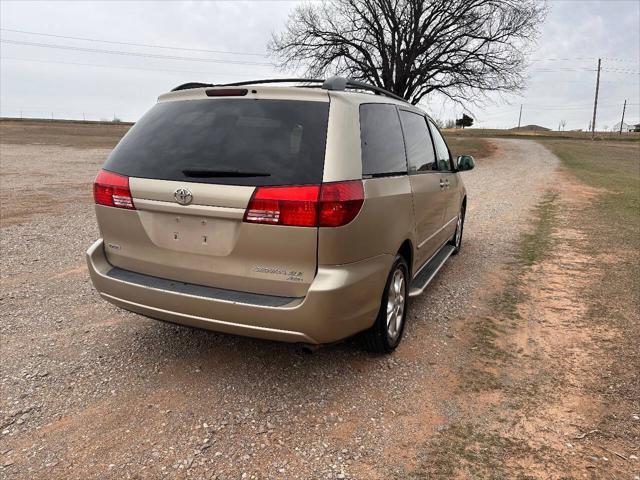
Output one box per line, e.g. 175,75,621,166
94,91,330,298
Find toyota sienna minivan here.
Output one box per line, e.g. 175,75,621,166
86,77,475,353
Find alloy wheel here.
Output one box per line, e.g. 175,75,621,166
455,213,463,248
386,268,406,342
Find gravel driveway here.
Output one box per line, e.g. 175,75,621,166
0,138,558,479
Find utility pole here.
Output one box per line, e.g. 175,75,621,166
619,99,627,134
591,58,601,138
517,104,523,130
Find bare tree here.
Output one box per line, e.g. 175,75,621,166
270,0,546,105
558,119,567,131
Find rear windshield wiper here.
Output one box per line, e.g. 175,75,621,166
182,168,271,178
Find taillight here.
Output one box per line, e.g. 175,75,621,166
318,180,364,227
93,170,135,209
244,185,320,227
243,181,364,227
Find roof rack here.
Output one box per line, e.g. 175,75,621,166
323,77,407,103
171,77,408,103
171,82,215,91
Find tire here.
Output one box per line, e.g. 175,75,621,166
362,255,409,354
449,203,465,255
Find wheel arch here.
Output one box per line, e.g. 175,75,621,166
397,239,414,279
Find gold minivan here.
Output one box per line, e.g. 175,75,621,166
86,77,475,353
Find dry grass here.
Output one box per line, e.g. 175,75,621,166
0,119,132,148
443,135,497,160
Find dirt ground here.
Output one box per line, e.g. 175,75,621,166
0,120,638,479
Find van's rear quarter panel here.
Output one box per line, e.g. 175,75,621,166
317,176,415,265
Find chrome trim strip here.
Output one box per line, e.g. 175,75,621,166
417,215,458,250
133,198,245,219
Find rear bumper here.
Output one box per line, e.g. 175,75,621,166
86,239,392,344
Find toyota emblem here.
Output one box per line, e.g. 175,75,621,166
174,187,193,206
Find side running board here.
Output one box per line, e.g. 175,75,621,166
408,244,456,297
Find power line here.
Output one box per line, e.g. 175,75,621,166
0,27,268,57
529,67,639,74
527,79,640,85
526,102,639,108
468,102,640,121
530,68,597,72
531,56,639,64
1,56,263,78
531,57,597,62
3,29,636,66
478,103,639,112
601,68,640,74
0,39,274,66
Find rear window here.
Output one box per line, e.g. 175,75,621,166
103,99,330,186
359,103,407,177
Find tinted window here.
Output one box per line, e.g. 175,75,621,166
103,99,330,186
399,110,436,173
359,104,407,177
428,120,452,171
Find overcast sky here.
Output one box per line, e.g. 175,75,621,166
1,0,638,130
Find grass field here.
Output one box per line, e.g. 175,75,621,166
0,119,131,148
546,140,640,233
443,135,496,160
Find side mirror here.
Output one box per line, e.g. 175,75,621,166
457,155,475,172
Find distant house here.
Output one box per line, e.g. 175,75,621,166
613,121,633,132
613,121,640,132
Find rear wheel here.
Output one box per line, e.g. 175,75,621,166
450,203,465,255
363,255,409,354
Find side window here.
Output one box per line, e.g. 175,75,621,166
428,120,452,171
359,104,407,177
398,110,436,173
